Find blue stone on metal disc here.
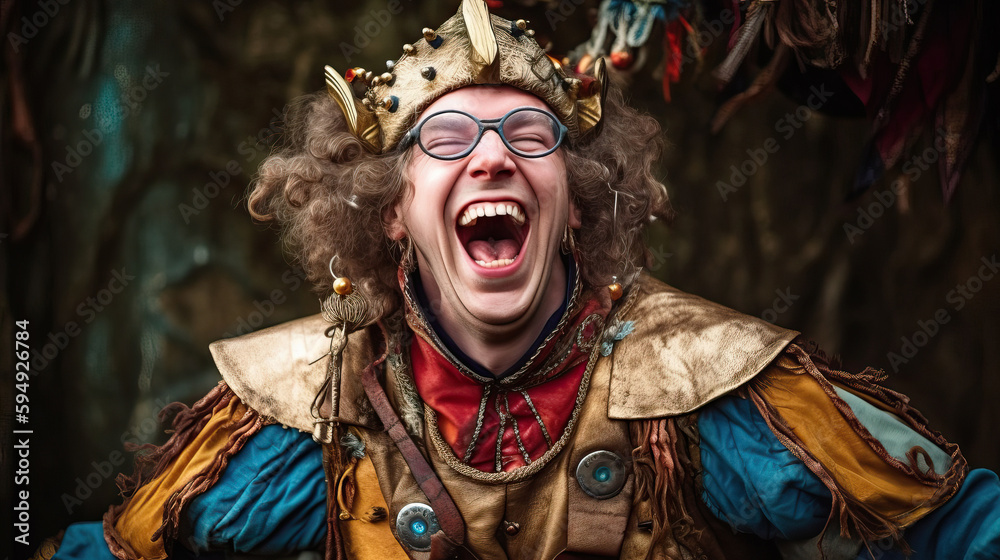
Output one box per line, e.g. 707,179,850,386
395,503,439,551
594,466,611,482
576,450,627,499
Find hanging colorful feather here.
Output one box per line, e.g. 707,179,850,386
570,0,697,101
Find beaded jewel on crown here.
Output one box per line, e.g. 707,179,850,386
323,0,607,154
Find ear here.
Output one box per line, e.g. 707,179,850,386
568,199,583,229
384,202,408,240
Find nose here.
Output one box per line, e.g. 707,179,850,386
467,130,516,180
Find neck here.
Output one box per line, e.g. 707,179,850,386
450,329,541,374
443,283,564,374
410,261,570,375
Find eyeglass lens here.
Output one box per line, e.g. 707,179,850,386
418,109,561,158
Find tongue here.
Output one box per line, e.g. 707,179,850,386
467,237,519,263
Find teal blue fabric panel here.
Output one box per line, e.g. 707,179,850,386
184,423,327,555
51,522,119,560
51,521,225,560
832,386,951,475
698,394,831,540
855,469,1000,559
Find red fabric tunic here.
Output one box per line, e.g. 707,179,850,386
411,296,608,472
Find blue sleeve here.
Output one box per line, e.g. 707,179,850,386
184,423,327,555
856,468,1000,560
51,522,225,560
699,395,1000,558
698,394,832,540
51,522,118,560
52,425,326,559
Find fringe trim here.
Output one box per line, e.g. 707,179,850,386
630,418,695,560
102,382,266,560
790,341,966,489
746,341,968,557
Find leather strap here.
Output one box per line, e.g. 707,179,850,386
360,327,466,554
322,444,347,560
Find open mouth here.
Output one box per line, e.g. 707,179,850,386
456,201,527,268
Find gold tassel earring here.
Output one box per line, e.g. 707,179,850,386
608,182,640,302
310,256,379,444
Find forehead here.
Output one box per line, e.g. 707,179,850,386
420,86,549,120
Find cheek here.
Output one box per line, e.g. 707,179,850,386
545,158,570,198
408,160,460,199
532,166,571,207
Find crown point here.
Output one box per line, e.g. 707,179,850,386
525,29,535,38
380,95,399,112
423,27,443,48
380,72,394,85
402,43,415,55
510,19,526,37
346,67,366,82
386,60,395,71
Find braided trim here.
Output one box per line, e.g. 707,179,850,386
425,287,640,483
425,342,598,484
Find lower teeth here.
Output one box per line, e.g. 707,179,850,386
475,258,515,268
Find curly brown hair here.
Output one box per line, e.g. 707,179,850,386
248,83,671,319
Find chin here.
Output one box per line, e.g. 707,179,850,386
462,292,537,327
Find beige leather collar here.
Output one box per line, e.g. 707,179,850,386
607,275,797,418
209,314,380,432
209,275,797,429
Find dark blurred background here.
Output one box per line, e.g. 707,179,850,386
2,0,998,553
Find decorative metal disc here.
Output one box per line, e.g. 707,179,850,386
575,450,627,499
395,502,439,551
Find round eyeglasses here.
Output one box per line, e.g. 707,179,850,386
400,107,568,160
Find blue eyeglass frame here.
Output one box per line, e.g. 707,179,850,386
399,106,568,160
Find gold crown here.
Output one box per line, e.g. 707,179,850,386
325,0,607,154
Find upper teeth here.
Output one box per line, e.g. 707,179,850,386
458,202,525,227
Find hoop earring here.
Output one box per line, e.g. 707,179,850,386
607,183,641,301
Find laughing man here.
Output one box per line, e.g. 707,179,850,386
50,1,1000,559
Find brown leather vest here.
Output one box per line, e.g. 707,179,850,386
210,275,798,559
